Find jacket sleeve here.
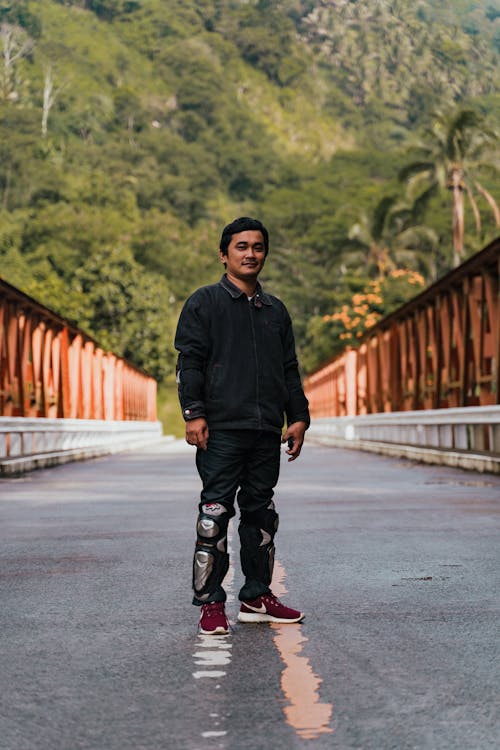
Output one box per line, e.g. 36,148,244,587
282,311,310,428
174,294,209,421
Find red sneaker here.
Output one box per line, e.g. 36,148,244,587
238,592,304,624
199,602,229,635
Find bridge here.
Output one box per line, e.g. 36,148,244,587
0,277,160,475
1,242,499,749
305,238,500,474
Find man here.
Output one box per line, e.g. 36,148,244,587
174,217,310,635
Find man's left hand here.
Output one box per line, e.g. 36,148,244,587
282,421,307,462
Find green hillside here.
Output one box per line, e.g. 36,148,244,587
1,0,499,380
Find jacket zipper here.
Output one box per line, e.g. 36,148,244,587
248,301,262,426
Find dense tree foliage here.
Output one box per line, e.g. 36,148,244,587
0,0,498,381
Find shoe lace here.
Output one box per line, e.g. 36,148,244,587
264,593,280,605
203,602,225,618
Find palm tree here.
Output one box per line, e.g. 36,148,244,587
345,195,439,280
400,108,499,266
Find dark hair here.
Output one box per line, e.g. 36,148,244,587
219,217,269,256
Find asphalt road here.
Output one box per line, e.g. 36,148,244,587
0,440,499,750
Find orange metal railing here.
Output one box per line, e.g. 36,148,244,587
304,238,500,418
0,278,157,421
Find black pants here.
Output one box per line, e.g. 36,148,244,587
193,429,281,605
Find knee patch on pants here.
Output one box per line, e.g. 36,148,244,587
240,502,279,539
238,502,279,586
193,503,233,601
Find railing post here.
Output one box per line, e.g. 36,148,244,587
345,349,357,416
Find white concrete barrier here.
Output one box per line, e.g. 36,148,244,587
0,417,163,475
308,406,500,474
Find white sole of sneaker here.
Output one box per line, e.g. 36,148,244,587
199,626,229,635
237,612,304,624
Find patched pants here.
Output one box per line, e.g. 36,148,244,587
192,429,281,605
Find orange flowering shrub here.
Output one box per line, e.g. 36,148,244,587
321,269,425,343
301,268,425,372
303,267,426,372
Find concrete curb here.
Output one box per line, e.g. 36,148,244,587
308,435,500,474
0,436,167,477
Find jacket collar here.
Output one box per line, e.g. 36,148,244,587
219,274,272,306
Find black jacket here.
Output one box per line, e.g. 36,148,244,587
174,275,310,434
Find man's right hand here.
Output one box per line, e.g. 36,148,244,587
185,417,209,450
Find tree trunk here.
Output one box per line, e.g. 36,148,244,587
449,168,464,267
41,67,54,138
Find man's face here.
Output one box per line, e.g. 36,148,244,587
220,230,266,281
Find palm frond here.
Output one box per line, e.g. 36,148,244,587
397,225,439,250
398,161,434,181
446,109,482,159
371,195,397,241
343,234,370,251
475,181,500,226
464,183,481,234
411,182,439,222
